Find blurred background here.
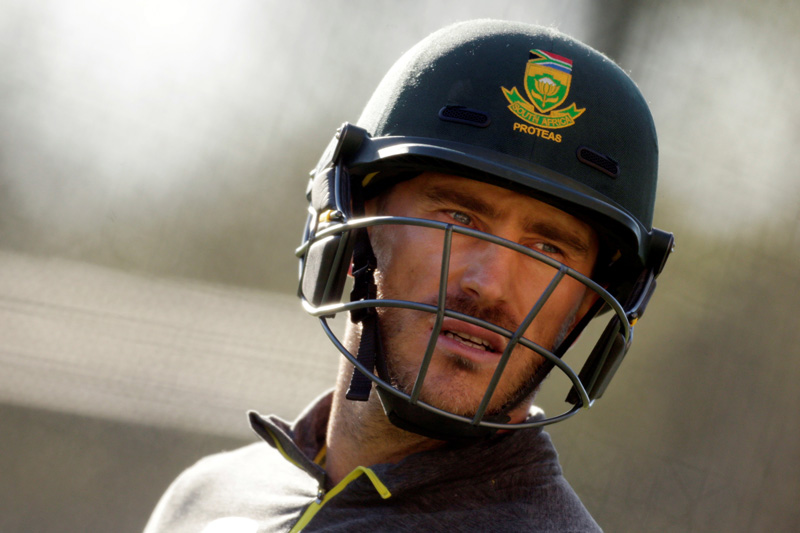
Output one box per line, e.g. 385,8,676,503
2,0,799,531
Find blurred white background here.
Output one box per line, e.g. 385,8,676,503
2,1,799,531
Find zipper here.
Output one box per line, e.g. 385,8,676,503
288,467,392,533
256,423,392,532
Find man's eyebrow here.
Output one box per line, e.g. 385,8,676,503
424,185,501,219
523,220,593,255
424,184,593,255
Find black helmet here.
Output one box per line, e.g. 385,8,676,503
296,20,673,440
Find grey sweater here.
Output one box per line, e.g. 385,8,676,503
144,393,601,532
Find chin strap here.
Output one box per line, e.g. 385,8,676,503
345,225,381,401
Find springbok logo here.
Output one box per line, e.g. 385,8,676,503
502,50,585,129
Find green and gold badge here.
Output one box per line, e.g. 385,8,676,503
502,50,585,130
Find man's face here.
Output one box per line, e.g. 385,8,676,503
365,172,600,422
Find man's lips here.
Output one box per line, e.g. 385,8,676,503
435,318,509,359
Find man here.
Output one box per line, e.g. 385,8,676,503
145,20,673,532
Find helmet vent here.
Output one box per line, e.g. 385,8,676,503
438,106,491,128
577,146,619,178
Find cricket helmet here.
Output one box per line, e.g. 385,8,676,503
296,20,673,440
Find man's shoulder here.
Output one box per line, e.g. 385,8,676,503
495,429,601,531
189,441,272,470
160,439,309,496
163,442,265,484
143,441,315,533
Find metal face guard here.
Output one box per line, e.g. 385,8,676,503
297,214,633,433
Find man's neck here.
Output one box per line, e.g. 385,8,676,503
323,368,443,486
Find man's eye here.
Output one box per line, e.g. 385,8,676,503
450,211,472,225
536,242,562,255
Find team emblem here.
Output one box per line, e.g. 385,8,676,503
502,50,585,129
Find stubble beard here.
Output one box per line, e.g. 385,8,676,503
375,293,578,420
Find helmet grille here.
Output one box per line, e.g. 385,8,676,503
438,106,491,128
577,146,620,178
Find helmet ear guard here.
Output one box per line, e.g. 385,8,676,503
297,124,384,403
298,124,369,309
566,228,674,404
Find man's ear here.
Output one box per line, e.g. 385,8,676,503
363,195,379,217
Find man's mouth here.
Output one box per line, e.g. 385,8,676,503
443,330,497,353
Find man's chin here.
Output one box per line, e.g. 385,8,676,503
403,375,515,419
383,343,535,420
444,352,483,373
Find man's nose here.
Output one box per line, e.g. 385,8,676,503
456,241,521,307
